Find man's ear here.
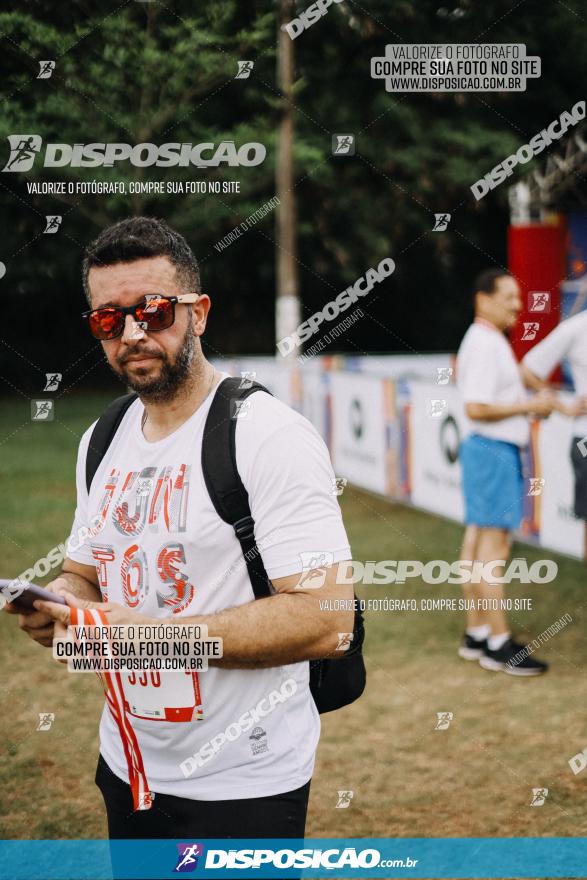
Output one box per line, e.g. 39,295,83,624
192,294,211,336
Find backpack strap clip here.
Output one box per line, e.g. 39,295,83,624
234,515,256,542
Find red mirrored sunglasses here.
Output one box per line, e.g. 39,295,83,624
81,294,198,340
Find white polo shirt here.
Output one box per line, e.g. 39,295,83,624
523,310,587,437
456,319,529,447
66,378,351,801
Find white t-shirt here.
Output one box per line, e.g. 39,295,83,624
456,321,529,447
523,310,587,436
66,377,351,800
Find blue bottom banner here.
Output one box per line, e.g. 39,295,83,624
1,838,587,879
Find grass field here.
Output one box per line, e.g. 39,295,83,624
0,393,586,841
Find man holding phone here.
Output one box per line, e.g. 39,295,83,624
6,216,354,839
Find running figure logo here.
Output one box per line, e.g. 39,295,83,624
44,215,62,234
31,400,54,421
432,213,451,231
44,373,62,391
296,551,334,589
527,477,545,497
36,713,55,731
236,61,254,79
175,843,204,872
332,134,355,155
436,367,453,385
335,790,354,809
528,292,550,313
37,60,56,79
530,788,548,806
434,712,453,730
2,135,42,172
521,322,539,341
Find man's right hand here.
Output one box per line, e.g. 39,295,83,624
4,576,71,648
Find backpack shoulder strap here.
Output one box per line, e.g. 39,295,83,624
85,392,139,493
202,376,273,600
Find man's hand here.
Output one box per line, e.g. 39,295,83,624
4,576,71,648
3,559,102,648
34,592,152,630
526,389,556,418
556,396,587,418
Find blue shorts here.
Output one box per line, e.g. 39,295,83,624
460,434,523,530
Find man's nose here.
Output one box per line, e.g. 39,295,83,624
120,314,146,345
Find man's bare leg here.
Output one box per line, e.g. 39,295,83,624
473,527,510,637
460,524,483,630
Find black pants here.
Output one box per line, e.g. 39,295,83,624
95,753,311,839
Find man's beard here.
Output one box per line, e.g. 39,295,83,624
110,322,196,402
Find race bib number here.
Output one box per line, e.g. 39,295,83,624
122,670,204,723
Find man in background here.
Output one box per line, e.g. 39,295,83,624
522,307,587,559
456,269,553,676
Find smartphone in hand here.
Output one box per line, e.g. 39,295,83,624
0,579,67,611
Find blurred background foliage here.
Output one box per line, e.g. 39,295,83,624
0,0,585,391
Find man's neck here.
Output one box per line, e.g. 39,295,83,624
141,360,217,442
474,315,503,333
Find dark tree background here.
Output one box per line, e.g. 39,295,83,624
0,0,585,392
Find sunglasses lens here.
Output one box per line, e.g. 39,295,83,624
88,309,124,340
135,297,174,331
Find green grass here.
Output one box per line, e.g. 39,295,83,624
0,394,586,839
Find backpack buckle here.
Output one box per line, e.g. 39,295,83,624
234,516,255,541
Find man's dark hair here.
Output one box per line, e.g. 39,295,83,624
82,216,201,303
473,267,512,298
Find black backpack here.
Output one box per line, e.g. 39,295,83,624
85,376,366,713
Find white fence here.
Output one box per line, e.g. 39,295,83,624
212,355,583,560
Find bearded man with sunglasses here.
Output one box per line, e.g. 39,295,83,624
8,217,354,841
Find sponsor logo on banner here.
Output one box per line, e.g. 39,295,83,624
331,373,387,494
